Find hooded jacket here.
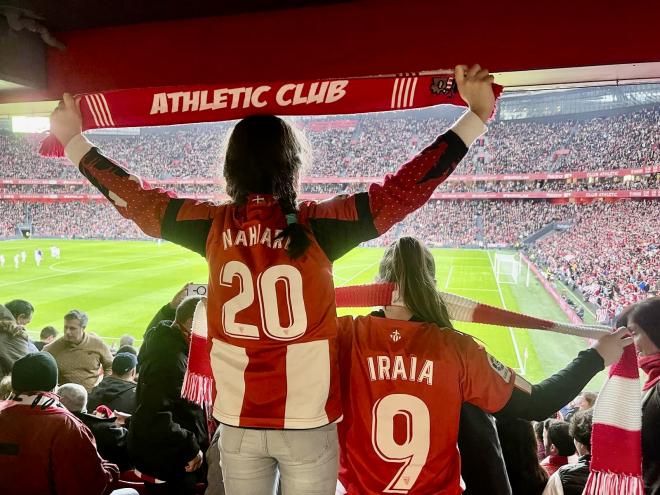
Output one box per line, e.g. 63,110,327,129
88,375,137,414
127,320,208,481
0,321,32,379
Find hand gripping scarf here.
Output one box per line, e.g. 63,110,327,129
40,71,502,157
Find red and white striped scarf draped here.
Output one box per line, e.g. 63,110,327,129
183,283,643,494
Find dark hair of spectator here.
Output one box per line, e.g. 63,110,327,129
497,418,549,495
581,391,597,408
5,300,34,319
224,115,311,259
533,420,545,443
40,326,58,340
175,296,203,326
117,345,138,356
547,421,576,457
616,304,636,328
378,236,454,330
630,296,660,348
64,309,88,327
569,409,593,450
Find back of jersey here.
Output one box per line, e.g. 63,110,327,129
205,195,341,429
337,315,514,495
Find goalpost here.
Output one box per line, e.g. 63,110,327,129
494,252,533,286
494,252,522,285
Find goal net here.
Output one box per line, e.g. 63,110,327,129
495,253,521,285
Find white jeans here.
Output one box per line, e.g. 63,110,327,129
218,423,338,495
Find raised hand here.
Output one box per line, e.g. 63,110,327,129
49,93,83,147
454,64,496,123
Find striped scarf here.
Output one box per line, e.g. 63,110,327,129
584,344,645,494
40,72,501,157
182,283,643,494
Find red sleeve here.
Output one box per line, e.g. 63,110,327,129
368,131,468,235
459,336,516,413
52,416,114,495
78,149,220,256
304,130,468,261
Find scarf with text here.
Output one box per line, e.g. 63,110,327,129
40,71,502,157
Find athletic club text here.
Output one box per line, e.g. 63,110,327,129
150,81,349,114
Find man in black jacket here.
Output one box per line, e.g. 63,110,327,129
58,382,132,471
128,295,208,495
88,352,138,414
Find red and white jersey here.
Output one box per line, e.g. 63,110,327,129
206,196,341,428
337,315,516,494
73,119,480,429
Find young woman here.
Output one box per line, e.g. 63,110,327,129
335,236,631,494
626,297,660,494
49,65,495,495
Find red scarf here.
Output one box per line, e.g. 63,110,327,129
585,344,644,495
639,352,660,391
40,72,502,157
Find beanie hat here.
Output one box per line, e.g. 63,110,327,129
11,352,58,393
112,352,138,375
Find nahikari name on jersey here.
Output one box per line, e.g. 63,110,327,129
222,226,290,251
367,355,434,386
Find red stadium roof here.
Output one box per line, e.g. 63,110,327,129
1,0,660,109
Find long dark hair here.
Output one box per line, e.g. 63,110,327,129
497,418,549,495
378,236,454,330
224,115,311,259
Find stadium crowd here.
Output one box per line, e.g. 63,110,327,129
1,105,659,181
529,200,660,323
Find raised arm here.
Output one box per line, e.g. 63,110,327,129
494,328,632,421
306,64,495,261
50,94,218,257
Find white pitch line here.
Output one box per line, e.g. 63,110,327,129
487,250,526,375
0,250,183,288
444,265,454,289
447,287,498,292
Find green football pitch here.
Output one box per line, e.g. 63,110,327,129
0,239,604,388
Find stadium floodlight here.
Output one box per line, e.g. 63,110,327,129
11,116,50,133
494,252,521,285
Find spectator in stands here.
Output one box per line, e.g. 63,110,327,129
0,352,121,494
44,309,113,391
59,382,132,472
627,297,660,494
119,334,135,348
88,352,138,414
34,325,58,350
128,295,207,494
534,421,547,461
4,299,34,326
542,409,593,495
497,418,549,495
0,311,33,379
0,375,12,399
576,391,597,411
117,344,138,356
541,420,575,476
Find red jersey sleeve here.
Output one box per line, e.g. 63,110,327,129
304,129,472,261
77,148,221,256
460,337,516,414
